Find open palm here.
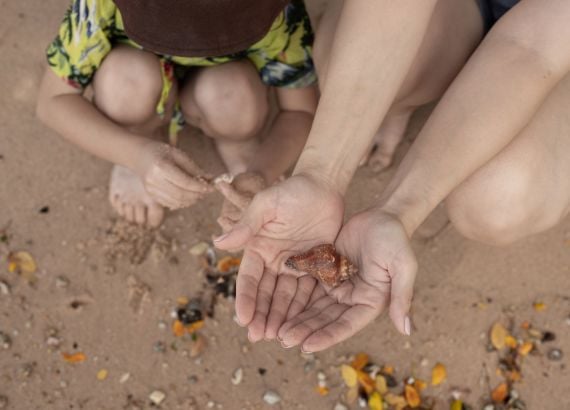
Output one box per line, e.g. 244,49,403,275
214,174,344,341
276,209,418,352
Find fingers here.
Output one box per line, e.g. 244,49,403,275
214,190,276,250
217,216,237,233
264,275,298,340
216,181,250,211
277,295,335,342
145,185,184,209
134,203,146,225
301,305,379,352
285,276,317,321
146,203,165,228
147,178,203,209
247,271,277,342
235,249,265,326
280,303,351,349
388,249,418,336
171,149,214,181
153,160,212,195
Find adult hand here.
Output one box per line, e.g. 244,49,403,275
214,173,344,341
133,141,214,209
277,208,417,352
215,172,266,233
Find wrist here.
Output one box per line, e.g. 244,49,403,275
125,137,158,177
293,147,353,195
375,189,436,237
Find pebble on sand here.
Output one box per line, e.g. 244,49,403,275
334,403,348,410
0,281,10,295
547,348,563,361
0,332,11,350
263,390,281,405
149,390,166,405
231,368,243,385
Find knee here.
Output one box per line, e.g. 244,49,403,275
188,63,268,140
446,169,534,246
93,47,162,126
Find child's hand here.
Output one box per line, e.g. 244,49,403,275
215,172,266,233
134,141,214,210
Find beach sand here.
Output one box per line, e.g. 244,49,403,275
0,1,568,409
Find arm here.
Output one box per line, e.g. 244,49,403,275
36,68,212,209
215,85,318,231
294,0,439,193
247,85,318,184
378,0,570,235
36,68,150,172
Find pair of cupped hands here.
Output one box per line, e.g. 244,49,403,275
136,141,418,352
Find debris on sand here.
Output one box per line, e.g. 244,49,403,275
127,275,151,314
262,390,281,405
340,353,433,409
149,390,166,405
101,219,174,267
231,367,243,385
0,331,12,350
7,250,38,284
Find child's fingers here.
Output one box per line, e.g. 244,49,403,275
216,181,251,211
171,149,214,181
145,185,182,209
147,179,203,208
155,161,212,194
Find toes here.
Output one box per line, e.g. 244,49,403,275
134,204,146,225
124,204,136,223
147,204,165,228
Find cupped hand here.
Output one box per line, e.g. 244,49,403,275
214,173,344,342
215,172,266,233
133,141,214,209
276,208,418,352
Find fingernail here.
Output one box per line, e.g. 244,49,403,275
280,341,293,349
404,316,412,336
301,347,313,354
214,232,229,243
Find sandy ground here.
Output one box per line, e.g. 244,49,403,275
1,1,569,409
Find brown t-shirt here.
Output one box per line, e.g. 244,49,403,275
115,0,291,57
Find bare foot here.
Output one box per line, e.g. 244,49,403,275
363,110,413,172
109,165,165,228
215,138,260,176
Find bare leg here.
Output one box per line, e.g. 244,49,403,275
179,60,269,175
313,0,484,171
93,45,174,227
446,72,570,245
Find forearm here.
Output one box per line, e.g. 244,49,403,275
379,37,569,235
294,0,438,193
37,76,149,172
248,110,313,184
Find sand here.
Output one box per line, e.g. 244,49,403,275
0,1,568,409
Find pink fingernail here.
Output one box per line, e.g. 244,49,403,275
214,232,229,243
404,316,412,336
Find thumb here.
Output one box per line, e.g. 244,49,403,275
388,247,418,336
213,190,275,250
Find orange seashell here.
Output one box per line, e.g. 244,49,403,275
285,244,358,287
